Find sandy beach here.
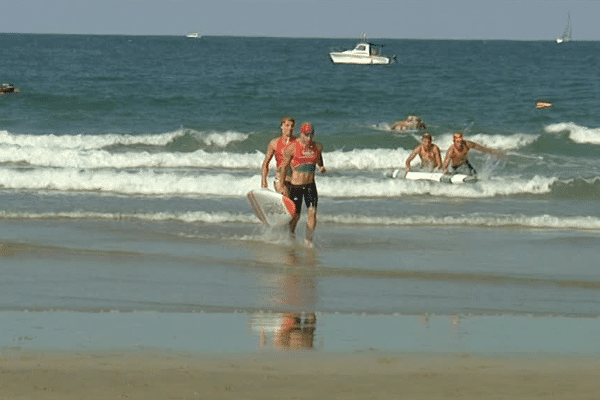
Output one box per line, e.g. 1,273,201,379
3,34,600,400
1,350,599,400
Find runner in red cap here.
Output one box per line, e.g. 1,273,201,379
278,123,326,246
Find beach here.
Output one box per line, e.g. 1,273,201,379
3,349,600,399
3,310,600,399
2,217,600,399
2,35,600,398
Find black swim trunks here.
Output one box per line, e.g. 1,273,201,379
287,182,318,212
450,160,477,175
273,179,292,191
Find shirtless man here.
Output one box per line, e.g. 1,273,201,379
278,123,326,246
442,132,502,175
261,117,296,192
405,133,442,172
390,115,426,131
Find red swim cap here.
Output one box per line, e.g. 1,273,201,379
300,123,313,134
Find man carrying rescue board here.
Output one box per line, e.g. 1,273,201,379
442,132,503,175
261,116,296,193
278,123,326,247
405,133,442,172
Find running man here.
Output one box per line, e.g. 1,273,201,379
442,132,502,175
405,133,442,172
261,117,296,193
278,123,326,246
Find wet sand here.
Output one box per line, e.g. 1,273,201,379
2,350,599,400
3,221,600,400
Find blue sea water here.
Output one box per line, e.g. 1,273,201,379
1,34,600,352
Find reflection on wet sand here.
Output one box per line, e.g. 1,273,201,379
252,312,317,350
248,246,319,350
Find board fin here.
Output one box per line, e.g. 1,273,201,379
282,196,296,215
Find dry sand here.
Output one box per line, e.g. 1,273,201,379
1,350,599,399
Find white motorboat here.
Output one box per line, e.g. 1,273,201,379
556,12,571,43
329,34,395,65
186,32,201,39
0,83,19,94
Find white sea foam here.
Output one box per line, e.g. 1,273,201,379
0,145,410,171
545,122,600,145
326,148,412,170
322,213,600,230
0,129,181,150
0,128,249,150
0,146,264,169
318,175,557,199
384,129,537,151
193,130,249,147
0,210,257,224
0,129,536,171
433,132,538,151
0,144,515,172
0,168,559,198
1,209,599,231
0,169,259,196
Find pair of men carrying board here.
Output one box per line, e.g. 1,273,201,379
257,117,325,247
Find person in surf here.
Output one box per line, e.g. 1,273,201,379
278,123,326,246
390,115,426,131
442,132,503,176
405,133,443,172
261,116,296,193
536,101,553,109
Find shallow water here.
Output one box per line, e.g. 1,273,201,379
1,34,600,353
1,219,599,317
4,312,600,355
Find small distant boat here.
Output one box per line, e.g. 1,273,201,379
186,32,201,39
0,83,19,94
556,12,572,43
329,34,395,65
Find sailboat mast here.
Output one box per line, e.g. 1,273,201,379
556,11,572,43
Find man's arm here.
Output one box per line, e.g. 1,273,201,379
316,144,326,173
405,146,421,171
442,145,454,173
433,146,443,170
467,141,500,157
277,145,294,194
261,140,276,188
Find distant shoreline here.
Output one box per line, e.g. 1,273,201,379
0,32,594,41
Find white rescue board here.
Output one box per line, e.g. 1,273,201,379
247,188,296,226
384,169,477,184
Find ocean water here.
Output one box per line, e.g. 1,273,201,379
1,34,600,352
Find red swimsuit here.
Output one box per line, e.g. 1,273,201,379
286,140,320,210
289,141,319,172
274,137,294,167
